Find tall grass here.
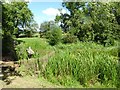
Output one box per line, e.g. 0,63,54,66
43,42,118,87
16,38,119,87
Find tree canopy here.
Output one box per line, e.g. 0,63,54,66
56,1,120,46
2,1,34,37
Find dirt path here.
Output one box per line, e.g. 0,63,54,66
0,76,63,88
0,51,57,88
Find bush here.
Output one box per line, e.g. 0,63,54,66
15,42,28,60
62,33,78,44
48,26,62,46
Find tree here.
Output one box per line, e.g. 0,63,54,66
40,21,50,33
40,21,55,32
2,1,34,60
109,2,120,40
29,20,39,33
56,1,120,46
2,2,33,38
39,21,58,38
24,20,39,37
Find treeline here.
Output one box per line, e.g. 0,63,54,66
55,1,120,46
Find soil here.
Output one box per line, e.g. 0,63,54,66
0,76,63,88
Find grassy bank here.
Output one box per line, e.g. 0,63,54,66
16,37,53,60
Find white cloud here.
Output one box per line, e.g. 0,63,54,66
42,8,66,16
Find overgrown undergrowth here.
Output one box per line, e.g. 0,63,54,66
16,38,119,88
43,42,119,87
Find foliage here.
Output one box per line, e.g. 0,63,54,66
39,21,58,38
47,26,62,46
56,2,120,46
62,33,78,44
40,21,50,33
2,2,34,60
15,38,53,60
15,37,119,88
2,1,120,88
24,20,39,37
43,42,118,87
2,2,33,37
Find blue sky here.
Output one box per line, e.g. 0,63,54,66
28,2,67,26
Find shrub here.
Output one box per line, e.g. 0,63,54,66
48,26,62,46
15,42,28,60
62,33,78,44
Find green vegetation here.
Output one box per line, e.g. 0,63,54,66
47,26,62,46
2,0,120,88
62,33,78,44
55,2,120,46
2,1,38,60
43,42,118,87
15,38,53,60
16,38,119,88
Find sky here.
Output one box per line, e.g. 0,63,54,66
28,2,68,27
